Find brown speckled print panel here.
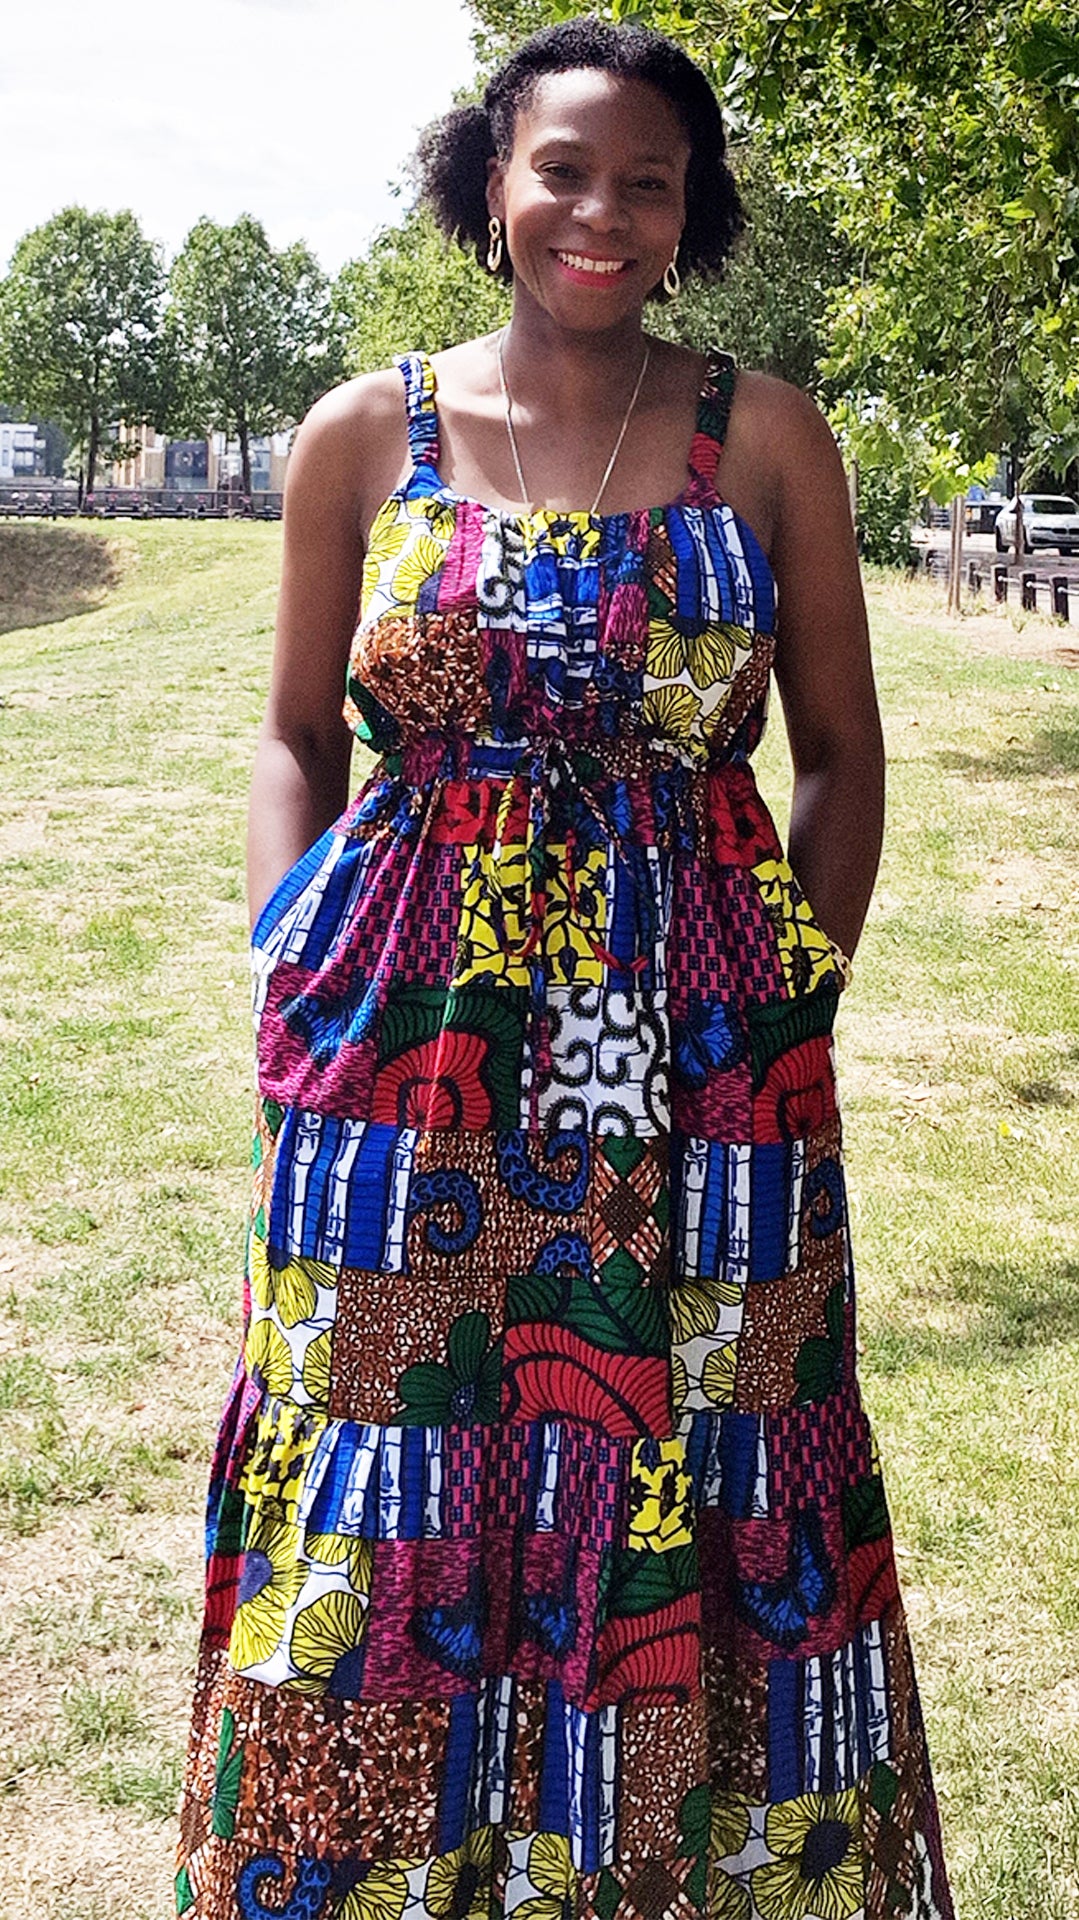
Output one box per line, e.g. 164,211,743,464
237,1682,450,1856
327,1262,507,1424
617,1696,709,1858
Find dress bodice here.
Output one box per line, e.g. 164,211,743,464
344,351,777,776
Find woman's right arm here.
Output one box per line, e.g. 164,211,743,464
246,389,371,930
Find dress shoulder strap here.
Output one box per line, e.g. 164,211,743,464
393,350,441,470
697,350,737,448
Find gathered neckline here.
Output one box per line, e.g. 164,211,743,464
395,347,738,529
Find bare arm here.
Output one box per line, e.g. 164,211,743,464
768,384,885,960
247,391,368,928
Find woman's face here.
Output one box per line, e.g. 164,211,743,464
487,68,690,331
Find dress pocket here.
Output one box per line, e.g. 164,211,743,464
753,854,847,998
250,827,338,951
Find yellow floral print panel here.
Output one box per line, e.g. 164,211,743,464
454,840,608,988
626,1437,694,1553
248,1232,337,1327
752,1788,863,1920
238,1399,325,1525
752,858,840,998
228,1509,307,1673
244,1227,337,1411
504,1830,579,1920
336,1863,410,1920
642,617,755,758
360,507,453,626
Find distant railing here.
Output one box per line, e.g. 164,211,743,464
0,485,283,521
922,544,1075,622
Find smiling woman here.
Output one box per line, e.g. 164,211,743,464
175,16,953,1920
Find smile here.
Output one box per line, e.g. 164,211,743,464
555,251,631,275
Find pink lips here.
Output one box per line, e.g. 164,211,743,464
552,250,634,286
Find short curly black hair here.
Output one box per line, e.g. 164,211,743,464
415,14,744,296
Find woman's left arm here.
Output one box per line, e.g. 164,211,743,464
767,384,885,961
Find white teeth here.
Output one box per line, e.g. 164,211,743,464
557,251,626,274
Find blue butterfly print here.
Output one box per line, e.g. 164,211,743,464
521,1590,578,1658
281,976,377,1069
410,1565,487,1680
736,1506,835,1649
675,996,743,1086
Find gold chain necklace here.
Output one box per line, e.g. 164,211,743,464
495,327,651,517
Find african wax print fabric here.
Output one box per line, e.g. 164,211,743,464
177,349,953,1920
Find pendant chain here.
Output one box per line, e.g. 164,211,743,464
495,327,651,517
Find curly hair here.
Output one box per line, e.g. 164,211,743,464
415,14,744,296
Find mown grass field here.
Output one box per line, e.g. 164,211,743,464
1,520,1077,1919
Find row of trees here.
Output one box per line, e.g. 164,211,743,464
465,0,1079,525
3,3,1077,549
0,209,345,498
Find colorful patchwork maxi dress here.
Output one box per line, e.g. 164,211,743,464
177,350,954,1920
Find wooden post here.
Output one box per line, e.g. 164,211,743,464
1052,575,1069,621
1021,572,1036,611
948,495,965,613
993,565,1008,603
967,560,982,596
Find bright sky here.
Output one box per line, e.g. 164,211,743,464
2,0,478,276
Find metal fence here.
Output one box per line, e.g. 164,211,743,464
0,485,283,520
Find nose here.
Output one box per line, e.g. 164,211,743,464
572,179,630,233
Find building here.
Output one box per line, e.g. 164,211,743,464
107,425,291,493
0,422,46,480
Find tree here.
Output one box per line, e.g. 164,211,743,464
169,216,345,495
464,0,1079,491
649,142,854,397
0,206,164,500
335,205,511,377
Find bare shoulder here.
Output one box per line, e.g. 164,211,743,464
286,368,409,538
720,368,847,554
730,369,840,469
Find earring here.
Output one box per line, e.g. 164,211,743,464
663,253,681,299
486,216,503,274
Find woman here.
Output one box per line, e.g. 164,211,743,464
177,18,953,1920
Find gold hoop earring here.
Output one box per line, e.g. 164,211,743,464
486,216,503,274
663,254,680,299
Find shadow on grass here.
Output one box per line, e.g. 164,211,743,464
935,717,1079,779
0,523,120,634
867,1256,1079,1374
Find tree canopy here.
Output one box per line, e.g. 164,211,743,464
463,0,1079,491
0,206,164,498
169,215,345,494
336,205,511,378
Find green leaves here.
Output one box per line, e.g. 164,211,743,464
0,207,165,489
168,215,345,485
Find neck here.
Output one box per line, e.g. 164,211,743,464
497,291,649,411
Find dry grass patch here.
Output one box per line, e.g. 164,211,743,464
0,524,123,634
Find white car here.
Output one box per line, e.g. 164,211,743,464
994,494,1079,554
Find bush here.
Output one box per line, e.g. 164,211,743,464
855,461,921,567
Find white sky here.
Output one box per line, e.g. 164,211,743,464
2,0,478,276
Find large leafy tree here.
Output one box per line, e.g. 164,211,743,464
650,143,854,396
169,216,345,494
465,0,1079,487
0,206,164,500
335,205,511,377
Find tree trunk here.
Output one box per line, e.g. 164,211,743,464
238,412,251,500
86,413,100,503
1010,439,1023,567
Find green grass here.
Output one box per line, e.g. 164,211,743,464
1,524,1078,1917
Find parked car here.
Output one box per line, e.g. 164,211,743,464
994,494,1079,554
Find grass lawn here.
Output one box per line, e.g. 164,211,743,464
1,521,1077,1918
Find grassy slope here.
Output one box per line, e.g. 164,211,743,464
0,525,1077,1918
